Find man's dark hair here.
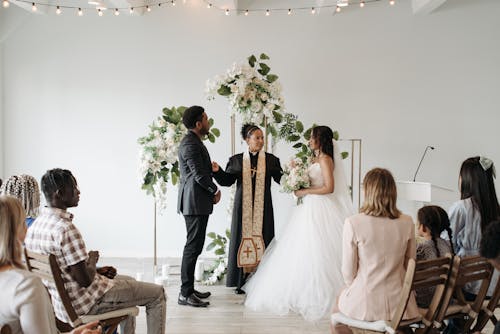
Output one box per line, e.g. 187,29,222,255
182,106,205,129
41,168,75,201
480,220,500,259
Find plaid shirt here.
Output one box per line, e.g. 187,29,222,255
25,207,114,323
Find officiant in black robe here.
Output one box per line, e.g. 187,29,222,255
212,123,282,293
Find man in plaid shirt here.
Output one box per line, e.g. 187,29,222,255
25,169,166,334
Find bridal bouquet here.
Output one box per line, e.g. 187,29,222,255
281,157,311,204
206,53,285,127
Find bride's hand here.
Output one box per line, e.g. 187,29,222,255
294,189,307,197
212,162,220,172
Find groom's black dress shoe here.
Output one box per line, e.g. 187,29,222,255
178,293,209,307
193,289,211,299
235,288,246,295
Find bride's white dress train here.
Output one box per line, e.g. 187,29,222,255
243,150,355,321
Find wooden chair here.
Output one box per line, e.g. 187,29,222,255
435,255,494,333
472,274,500,332
332,256,457,334
0,324,12,334
24,250,139,334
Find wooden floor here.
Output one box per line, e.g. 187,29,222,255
101,257,497,334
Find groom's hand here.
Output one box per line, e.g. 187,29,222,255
212,162,220,173
213,190,221,204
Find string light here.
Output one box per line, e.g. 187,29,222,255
98,8,103,15
56,5,61,14
158,3,161,6
389,0,395,5
129,7,134,13
78,7,83,16
287,8,291,15
311,7,315,14
171,0,175,6
244,9,248,16
146,5,151,11
2,0,9,8
114,8,119,15
225,8,229,15
207,3,211,8
265,9,269,16
336,5,341,12
360,1,365,7
31,2,37,11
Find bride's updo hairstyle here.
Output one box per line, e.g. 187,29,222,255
311,126,334,160
241,123,261,140
360,168,401,219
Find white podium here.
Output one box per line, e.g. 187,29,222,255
396,181,458,219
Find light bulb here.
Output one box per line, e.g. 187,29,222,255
78,7,83,16
98,8,103,16
287,8,291,15
171,0,175,6
336,6,341,12
311,7,315,14
129,7,134,13
265,9,269,16
2,0,9,8
146,5,151,11
225,8,229,15
114,8,119,15
360,1,365,7
31,3,37,11
56,5,61,14
244,9,248,16
207,3,211,8
389,0,395,5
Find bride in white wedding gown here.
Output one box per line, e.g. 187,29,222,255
243,126,355,322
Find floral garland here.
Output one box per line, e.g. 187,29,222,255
138,106,220,211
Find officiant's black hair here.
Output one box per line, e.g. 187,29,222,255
182,105,205,129
241,123,260,140
311,126,334,160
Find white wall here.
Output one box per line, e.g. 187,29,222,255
1,0,499,257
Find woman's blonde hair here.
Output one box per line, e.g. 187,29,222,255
360,168,401,219
0,195,26,268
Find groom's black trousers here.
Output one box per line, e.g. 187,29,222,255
180,215,209,297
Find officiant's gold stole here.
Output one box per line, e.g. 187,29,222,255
238,150,266,272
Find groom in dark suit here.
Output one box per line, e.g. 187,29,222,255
177,106,221,307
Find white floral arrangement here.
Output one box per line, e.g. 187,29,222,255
138,106,219,211
206,53,285,130
202,230,230,285
281,156,312,204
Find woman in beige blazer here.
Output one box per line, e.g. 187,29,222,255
332,168,419,333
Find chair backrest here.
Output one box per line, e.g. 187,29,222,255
24,249,80,325
435,255,493,328
412,254,455,330
389,258,417,330
0,324,12,334
472,267,500,332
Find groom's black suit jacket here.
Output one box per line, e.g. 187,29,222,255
177,130,218,215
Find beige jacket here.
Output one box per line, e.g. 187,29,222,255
338,213,420,321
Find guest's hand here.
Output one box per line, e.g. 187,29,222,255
213,190,221,204
88,251,99,263
69,321,102,334
294,189,307,198
97,266,117,279
212,162,220,173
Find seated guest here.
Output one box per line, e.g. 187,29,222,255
0,175,40,227
0,195,102,334
332,168,419,334
480,220,500,334
24,169,166,334
415,205,454,307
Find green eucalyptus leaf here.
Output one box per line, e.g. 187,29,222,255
296,121,304,133
208,133,215,143
248,55,257,67
211,128,220,137
272,111,283,123
293,142,302,148
207,232,216,239
304,128,312,140
266,74,278,83
258,63,271,76
260,53,270,60
171,172,178,185
215,248,225,256
341,151,349,159
217,85,231,96
268,124,278,138
287,134,301,142
206,242,216,251
209,118,214,126
225,229,231,239
333,130,339,141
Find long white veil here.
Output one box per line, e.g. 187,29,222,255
332,140,356,218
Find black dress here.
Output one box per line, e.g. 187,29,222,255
213,152,282,289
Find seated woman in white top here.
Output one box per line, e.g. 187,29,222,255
0,195,101,334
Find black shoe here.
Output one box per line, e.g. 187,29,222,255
235,288,246,295
178,293,210,307
193,289,211,299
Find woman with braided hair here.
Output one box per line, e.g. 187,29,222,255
0,175,40,227
415,205,454,307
